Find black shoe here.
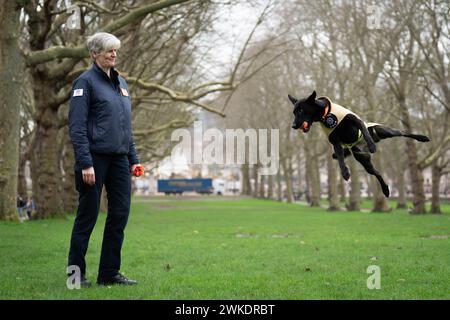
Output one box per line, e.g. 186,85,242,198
97,272,138,286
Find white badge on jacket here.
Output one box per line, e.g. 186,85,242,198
73,89,83,97
120,87,129,97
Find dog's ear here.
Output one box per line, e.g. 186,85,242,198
288,94,298,105
306,90,316,103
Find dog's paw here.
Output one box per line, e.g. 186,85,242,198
342,168,350,181
368,143,377,153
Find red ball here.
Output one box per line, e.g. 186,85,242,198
133,165,144,177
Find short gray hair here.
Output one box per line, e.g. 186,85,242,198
86,32,121,54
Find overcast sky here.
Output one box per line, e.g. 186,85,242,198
202,0,274,79
158,0,275,176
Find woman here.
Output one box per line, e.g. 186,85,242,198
68,32,140,287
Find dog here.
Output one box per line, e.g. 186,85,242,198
288,91,430,197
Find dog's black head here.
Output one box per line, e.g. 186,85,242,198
288,90,325,133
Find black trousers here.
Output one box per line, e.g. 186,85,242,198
68,153,131,278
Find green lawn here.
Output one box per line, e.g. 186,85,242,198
1,197,449,299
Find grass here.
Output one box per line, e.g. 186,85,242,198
0,196,449,300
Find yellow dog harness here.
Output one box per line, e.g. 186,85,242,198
317,96,378,149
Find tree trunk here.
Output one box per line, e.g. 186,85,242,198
396,167,407,209
399,98,426,214
267,174,273,199
304,153,311,205
371,155,391,212
61,127,78,214
303,142,321,206
347,157,361,211
252,164,258,198
0,1,24,220
297,153,302,197
30,106,64,218
259,174,265,198
327,146,340,211
430,163,441,214
241,164,251,195
281,157,293,203
289,157,296,201
276,167,282,201
17,157,28,198
310,156,321,207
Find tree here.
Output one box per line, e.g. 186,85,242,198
327,145,340,211
381,1,434,214
9,0,270,219
0,0,25,221
408,0,450,213
22,0,202,218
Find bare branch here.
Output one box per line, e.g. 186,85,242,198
25,0,192,66
418,134,450,168
134,119,191,136
127,77,226,117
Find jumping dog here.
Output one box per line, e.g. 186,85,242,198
289,91,430,197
